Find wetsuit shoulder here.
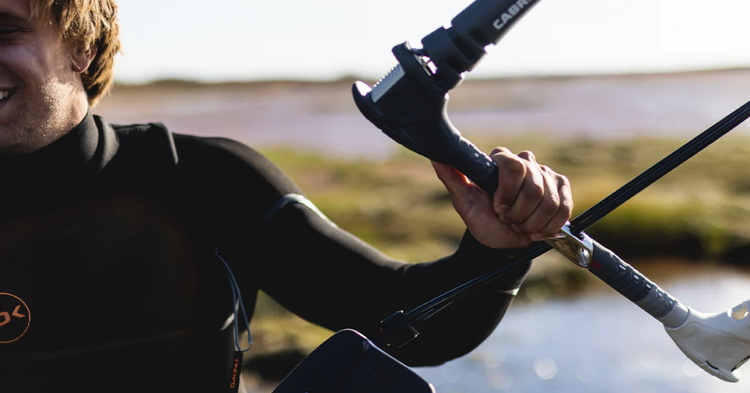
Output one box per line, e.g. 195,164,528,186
166,133,308,265
172,133,302,200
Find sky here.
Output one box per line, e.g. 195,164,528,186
113,0,750,83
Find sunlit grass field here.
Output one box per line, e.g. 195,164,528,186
243,134,750,382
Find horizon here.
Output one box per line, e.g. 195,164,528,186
111,66,750,87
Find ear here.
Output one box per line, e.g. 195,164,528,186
70,45,98,74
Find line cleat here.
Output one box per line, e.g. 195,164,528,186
544,222,593,268
665,300,750,382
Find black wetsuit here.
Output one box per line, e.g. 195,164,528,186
0,113,531,392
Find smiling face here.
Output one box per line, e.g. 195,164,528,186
0,0,90,155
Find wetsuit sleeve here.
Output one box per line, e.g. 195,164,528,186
257,203,530,366
178,136,531,367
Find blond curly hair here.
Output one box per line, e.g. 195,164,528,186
30,0,121,106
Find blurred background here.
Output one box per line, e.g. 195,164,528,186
97,0,750,391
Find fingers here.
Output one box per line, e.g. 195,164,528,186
501,150,546,226
513,163,558,238
520,167,574,240
537,173,573,238
491,147,526,219
431,160,471,198
491,148,573,240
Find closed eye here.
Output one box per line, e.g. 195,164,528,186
0,28,28,42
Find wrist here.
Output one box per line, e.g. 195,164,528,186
457,229,532,291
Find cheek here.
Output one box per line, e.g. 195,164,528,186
0,44,48,85
0,45,78,98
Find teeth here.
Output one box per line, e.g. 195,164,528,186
0,91,8,100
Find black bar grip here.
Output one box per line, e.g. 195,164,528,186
589,239,679,319
452,136,498,197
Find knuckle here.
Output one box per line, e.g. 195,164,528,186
539,198,560,216
525,181,545,200
518,150,536,162
557,174,571,187
490,146,511,156
559,200,574,217
555,202,573,220
497,156,526,176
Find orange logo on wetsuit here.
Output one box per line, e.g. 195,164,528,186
229,359,239,389
0,293,31,344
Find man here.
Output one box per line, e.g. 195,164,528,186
0,0,572,392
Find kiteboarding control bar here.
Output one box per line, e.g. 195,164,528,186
352,0,750,380
402,98,750,325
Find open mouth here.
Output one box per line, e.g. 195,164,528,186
0,90,12,101
0,89,14,109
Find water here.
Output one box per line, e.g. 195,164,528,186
414,268,750,393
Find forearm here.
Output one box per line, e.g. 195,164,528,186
370,231,530,366
255,202,531,366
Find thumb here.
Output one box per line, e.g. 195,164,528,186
431,160,471,197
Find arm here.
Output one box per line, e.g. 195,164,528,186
253,146,571,365
177,136,569,366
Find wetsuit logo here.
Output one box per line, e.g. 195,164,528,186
0,293,31,344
